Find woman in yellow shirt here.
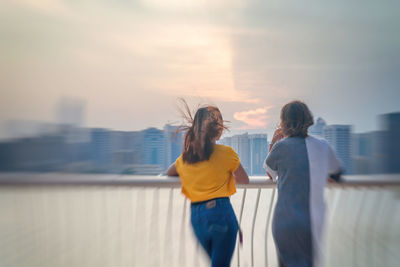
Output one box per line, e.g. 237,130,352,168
167,104,249,267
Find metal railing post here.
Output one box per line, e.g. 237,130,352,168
164,188,174,266
179,198,187,267
353,189,367,267
264,188,276,267
237,188,247,267
251,188,262,267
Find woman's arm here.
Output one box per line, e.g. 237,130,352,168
327,142,343,183
166,163,179,176
264,128,284,181
233,164,249,184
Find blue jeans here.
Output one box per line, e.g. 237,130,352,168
190,197,239,267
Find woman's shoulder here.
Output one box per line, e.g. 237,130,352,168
272,138,291,149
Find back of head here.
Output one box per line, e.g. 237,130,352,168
181,104,225,164
280,101,314,138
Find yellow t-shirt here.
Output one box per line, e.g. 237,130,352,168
175,144,240,202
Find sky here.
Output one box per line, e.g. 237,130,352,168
0,0,399,139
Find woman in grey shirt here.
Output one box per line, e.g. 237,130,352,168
264,101,342,267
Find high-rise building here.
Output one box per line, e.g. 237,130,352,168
164,125,183,168
110,131,142,167
142,127,165,168
352,133,373,174
90,128,112,167
230,133,250,174
130,131,144,165
309,117,327,138
380,112,400,173
249,134,268,175
369,130,388,174
0,135,66,172
323,125,352,174
219,133,269,175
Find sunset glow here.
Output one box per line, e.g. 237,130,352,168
0,0,399,137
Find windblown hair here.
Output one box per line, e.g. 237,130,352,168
177,99,228,164
280,101,314,138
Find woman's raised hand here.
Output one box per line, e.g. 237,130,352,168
272,128,284,143
269,128,284,152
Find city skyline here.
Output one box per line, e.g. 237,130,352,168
1,111,399,175
0,98,393,142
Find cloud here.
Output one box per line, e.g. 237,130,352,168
233,106,272,129
1,0,399,135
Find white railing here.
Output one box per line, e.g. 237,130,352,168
0,173,399,267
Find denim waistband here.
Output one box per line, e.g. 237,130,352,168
190,197,231,211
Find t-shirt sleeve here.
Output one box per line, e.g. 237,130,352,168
263,142,281,181
226,147,240,172
327,145,342,174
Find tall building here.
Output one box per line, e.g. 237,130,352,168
0,135,66,172
309,117,327,138
110,131,142,167
90,129,112,168
164,125,183,168
369,130,388,174
249,134,268,175
352,133,373,174
380,112,400,173
142,128,165,168
130,131,144,165
230,133,250,174
219,133,269,175
323,125,352,174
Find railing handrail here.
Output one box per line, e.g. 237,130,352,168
0,173,399,187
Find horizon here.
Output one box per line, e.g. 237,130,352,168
1,109,395,143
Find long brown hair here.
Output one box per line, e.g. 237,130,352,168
178,99,228,164
280,100,314,138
